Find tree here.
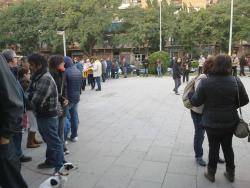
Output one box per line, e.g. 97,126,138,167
113,1,177,52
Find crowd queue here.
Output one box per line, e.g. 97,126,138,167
0,49,127,188
0,48,249,188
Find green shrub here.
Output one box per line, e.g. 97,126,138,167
148,51,170,75
191,60,199,68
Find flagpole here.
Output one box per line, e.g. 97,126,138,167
228,0,234,56
159,0,162,51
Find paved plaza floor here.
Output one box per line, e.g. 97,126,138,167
22,76,250,188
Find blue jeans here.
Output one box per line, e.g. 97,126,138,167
0,141,28,188
191,111,205,159
12,132,23,158
157,66,162,77
68,102,79,139
37,116,64,172
64,110,71,140
123,67,127,78
144,68,148,76
95,76,101,90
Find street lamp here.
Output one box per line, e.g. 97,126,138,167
150,0,162,51
159,0,162,51
57,31,66,56
228,0,234,56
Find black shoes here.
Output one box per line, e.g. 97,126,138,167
20,155,32,163
96,89,101,91
37,161,54,169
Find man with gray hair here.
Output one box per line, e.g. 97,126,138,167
2,49,32,163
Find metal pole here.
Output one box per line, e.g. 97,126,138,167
228,0,234,56
63,31,66,56
159,0,162,51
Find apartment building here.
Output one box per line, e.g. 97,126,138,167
119,0,218,9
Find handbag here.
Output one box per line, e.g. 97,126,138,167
234,77,250,138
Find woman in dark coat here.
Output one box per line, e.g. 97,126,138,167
190,54,249,183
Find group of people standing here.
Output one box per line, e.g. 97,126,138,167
0,49,109,188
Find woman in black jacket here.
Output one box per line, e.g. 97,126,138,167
190,55,249,183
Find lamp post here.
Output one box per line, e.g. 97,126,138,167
159,0,162,51
57,31,66,56
228,0,234,56
150,0,162,51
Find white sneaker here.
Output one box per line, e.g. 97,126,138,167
70,137,78,142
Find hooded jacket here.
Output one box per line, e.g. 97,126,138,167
64,56,82,104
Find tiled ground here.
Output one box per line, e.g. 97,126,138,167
21,75,250,188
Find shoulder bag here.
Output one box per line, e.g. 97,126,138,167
234,77,250,138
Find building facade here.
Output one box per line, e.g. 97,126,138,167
120,0,218,9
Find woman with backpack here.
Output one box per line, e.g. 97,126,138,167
190,55,249,183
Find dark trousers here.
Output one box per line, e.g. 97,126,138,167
95,76,101,90
191,111,205,159
68,103,79,139
174,78,181,93
183,70,190,82
88,74,95,89
232,66,237,76
82,79,86,91
136,69,140,76
0,141,28,188
240,66,245,76
206,129,235,171
198,66,203,75
102,73,106,82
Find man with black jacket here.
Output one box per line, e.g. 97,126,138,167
0,54,28,188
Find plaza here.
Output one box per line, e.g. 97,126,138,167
21,76,250,188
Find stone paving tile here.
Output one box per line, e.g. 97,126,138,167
94,165,136,188
145,146,172,163
65,172,100,188
126,138,153,152
76,156,117,175
133,160,168,183
128,179,162,188
167,155,197,176
20,77,250,188
162,173,196,188
114,150,146,168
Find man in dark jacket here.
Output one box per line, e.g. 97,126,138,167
142,57,149,77
172,58,182,95
0,54,28,188
27,53,64,173
2,49,32,163
64,56,82,142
